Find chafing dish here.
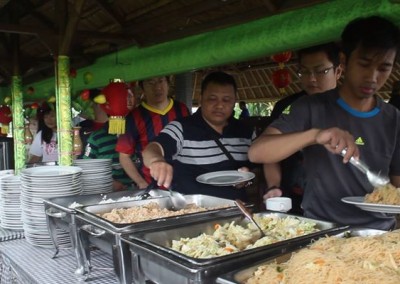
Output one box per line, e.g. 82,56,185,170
124,212,346,284
216,228,387,284
74,194,242,284
43,189,169,278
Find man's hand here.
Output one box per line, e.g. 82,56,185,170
263,188,283,200
112,180,128,191
315,127,359,163
149,160,173,188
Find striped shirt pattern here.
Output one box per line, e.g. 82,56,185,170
154,110,255,199
83,124,133,186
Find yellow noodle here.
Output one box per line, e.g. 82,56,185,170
246,230,400,284
365,184,400,205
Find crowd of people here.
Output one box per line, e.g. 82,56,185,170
24,15,400,230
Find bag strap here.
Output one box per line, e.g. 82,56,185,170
214,138,236,162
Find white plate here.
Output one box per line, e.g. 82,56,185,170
21,166,82,177
196,170,255,186
341,196,400,213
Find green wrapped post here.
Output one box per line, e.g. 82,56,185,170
11,76,26,175
56,55,73,166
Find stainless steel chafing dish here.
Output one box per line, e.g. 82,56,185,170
74,194,243,284
123,212,347,284
42,189,169,278
216,228,387,284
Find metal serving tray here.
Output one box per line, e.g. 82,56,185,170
42,189,169,278
75,194,240,234
74,194,242,284
216,228,387,284
124,212,346,284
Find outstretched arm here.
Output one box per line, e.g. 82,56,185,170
249,126,359,164
143,142,174,188
119,153,148,189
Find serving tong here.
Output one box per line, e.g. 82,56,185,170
340,149,389,188
137,180,187,209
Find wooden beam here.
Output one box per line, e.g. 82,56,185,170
261,0,277,12
95,0,124,28
127,0,242,34
59,0,86,55
137,7,271,46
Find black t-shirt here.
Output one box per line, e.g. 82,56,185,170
271,88,400,230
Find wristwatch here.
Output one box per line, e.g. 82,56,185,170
265,185,280,193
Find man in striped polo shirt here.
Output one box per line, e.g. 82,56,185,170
143,71,256,200
116,76,190,190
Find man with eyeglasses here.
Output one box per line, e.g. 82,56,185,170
266,43,342,214
116,76,190,189
250,16,400,230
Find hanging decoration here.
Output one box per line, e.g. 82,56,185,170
0,105,12,135
48,96,56,103
271,51,292,94
80,89,90,101
83,71,93,84
271,51,292,68
31,102,39,109
272,69,291,89
3,96,11,105
69,68,77,78
27,86,35,95
98,79,131,135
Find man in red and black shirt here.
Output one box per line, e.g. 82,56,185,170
116,76,189,189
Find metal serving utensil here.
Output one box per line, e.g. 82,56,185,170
137,180,158,200
168,185,187,210
340,149,389,187
235,199,265,238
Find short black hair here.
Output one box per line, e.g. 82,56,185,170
341,16,400,60
297,42,340,67
201,71,237,95
138,76,169,89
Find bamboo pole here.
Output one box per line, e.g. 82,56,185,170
11,76,25,174
55,55,73,166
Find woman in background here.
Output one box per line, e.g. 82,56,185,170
28,103,58,163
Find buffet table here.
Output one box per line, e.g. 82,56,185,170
0,239,118,284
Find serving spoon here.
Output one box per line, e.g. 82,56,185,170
168,186,187,210
235,199,265,238
340,149,389,187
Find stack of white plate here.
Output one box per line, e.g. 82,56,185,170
0,175,23,230
73,159,113,195
20,166,83,248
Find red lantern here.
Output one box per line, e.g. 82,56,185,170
271,51,292,64
80,89,90,101
69,68,77,78
0,105,12,135
27,86,35,95
100,80,131,134
272,69,291,95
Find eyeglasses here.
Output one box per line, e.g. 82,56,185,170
297,66,335,78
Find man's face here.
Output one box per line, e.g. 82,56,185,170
142,77,169,105
341,47,396,99
127,89,135,110
298,51,341,95
200,82,236,129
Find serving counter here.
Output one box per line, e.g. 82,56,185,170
0,239,118,284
